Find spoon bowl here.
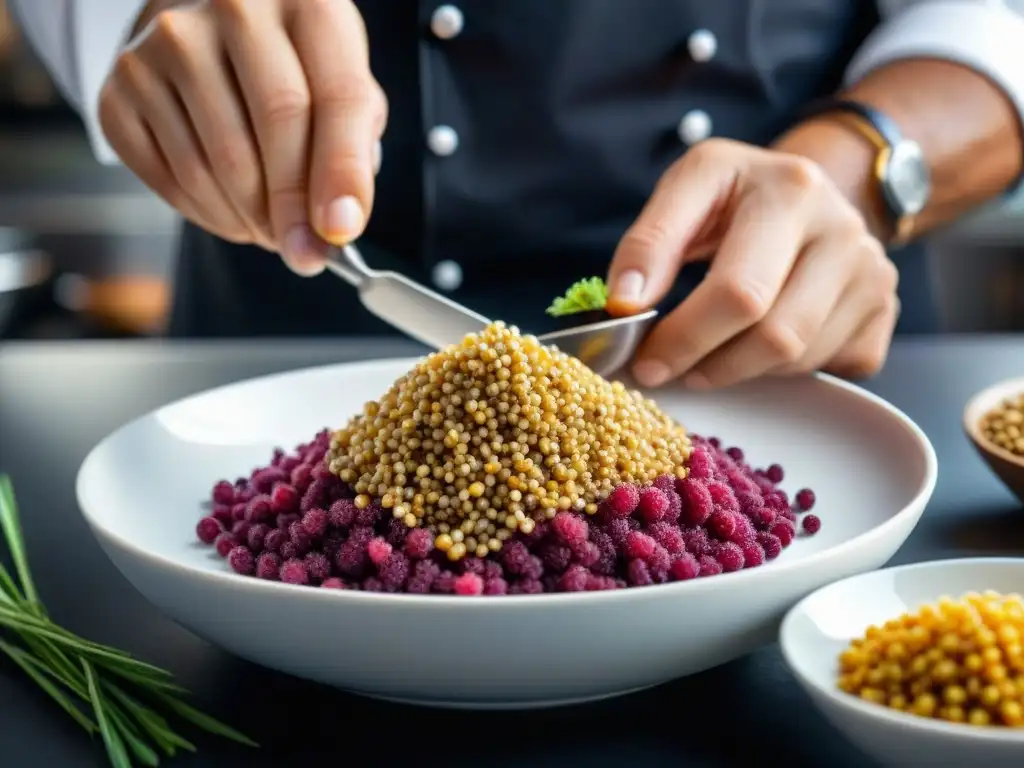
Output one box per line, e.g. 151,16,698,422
537,309,659,378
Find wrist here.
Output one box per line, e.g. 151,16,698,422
771,116,892,242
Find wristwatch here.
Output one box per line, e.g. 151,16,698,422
802,99,931,246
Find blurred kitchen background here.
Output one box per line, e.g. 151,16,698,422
2,2,1024,341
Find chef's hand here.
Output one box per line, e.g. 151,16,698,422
98,0,387,275
607,138,899,389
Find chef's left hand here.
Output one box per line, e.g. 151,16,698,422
607,138,900,390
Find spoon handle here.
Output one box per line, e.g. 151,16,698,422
325,244,375,287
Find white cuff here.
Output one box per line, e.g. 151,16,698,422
72,0,148,165
844,0,1024,194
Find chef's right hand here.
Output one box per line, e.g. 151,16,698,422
98,0,388,275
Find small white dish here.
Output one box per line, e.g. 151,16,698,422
780,558,1024,768
77,361,936,709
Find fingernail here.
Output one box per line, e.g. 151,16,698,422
372,140,382,175
322,195,365,244
632,359,671,388
281,225,328,276
683,372,710,390
613,269,645,305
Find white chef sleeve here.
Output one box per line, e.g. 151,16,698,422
845,0,1024,196
7,0,147,165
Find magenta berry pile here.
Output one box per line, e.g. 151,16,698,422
196,431,821,595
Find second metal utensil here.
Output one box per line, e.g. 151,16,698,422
325,244,656,378
325,244,491,350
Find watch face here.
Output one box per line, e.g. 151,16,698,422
884,140,931,216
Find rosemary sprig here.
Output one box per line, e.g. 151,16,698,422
0,474,258,766
545,276,610,317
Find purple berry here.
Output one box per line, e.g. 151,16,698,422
669,553,700,581
213,533,235,557
770,520,796,547
715,542,744,572
637,487,669,523
270,483,299,514
328,499,356,528
698,554,723,577
559,565,590,592
245,495,273,522
403,528,434,559
367,538,392,566
280,558,309,585
802,514,821,535
647,521,684,555
605,484,640,518
301,508,328,538
484,577,508,595
708,509,737,540
796,488,816,512
454,572,484,596
212,480,236,505
551,512,589,545
740,540,765,568
263,528,285,553
246,523,270,552
196,516,222,544
305,551,331,581
686,448,713,480
627,559,653,586
228,546,254,575
678,478,713,526
756,532,783,560
256,552,281,579
765,464,784,484
624,531,657,560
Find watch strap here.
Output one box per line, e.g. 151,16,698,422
804,99,906,148
799,98,916,245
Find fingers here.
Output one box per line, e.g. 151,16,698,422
823,296,900,379
112,43,250,243
216,0,327,275
681,233,858,389
288,0,386,245
150,4,274,251
98,81,209,230
774,245,898,377
606,139,747,315
630,158,825,388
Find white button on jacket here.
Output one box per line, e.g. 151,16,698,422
687,29,718,62
678,109,713,145
427,125,460,157
432,260,464,291
430,5,465,40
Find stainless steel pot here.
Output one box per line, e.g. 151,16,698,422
0,228,51,337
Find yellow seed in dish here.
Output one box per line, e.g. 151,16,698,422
837,591,1024,727
326,322,692,557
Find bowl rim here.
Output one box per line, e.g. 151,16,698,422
779,556,1024,744
76,358,938,608
962,376,1024,470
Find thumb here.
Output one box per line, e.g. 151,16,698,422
606,142,738,316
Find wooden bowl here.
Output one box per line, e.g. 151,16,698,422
963,376,1024,501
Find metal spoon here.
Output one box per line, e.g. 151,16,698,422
537,309,658,378
325,243,656,378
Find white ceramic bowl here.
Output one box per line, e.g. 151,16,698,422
76,360,936,709
780,558,1024,768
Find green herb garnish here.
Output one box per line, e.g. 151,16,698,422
0,474,257,766
545,277,609,317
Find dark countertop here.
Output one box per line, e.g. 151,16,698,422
1,336,1023,768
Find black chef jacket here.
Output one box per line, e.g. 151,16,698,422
168,0,939,339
